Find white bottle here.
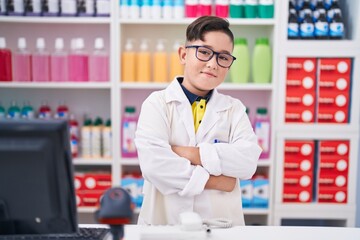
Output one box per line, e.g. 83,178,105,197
81,118,93,158
141,0,152,18
91,117,103,158
173,0,185,19
102,119,112,158
120,0,130,18
151,0,162,18
162,0,173,19
129,0,140,18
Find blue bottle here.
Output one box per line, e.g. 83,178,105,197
314,11,329,39
329,10,344,39
288,8,300,39
300,12,314,39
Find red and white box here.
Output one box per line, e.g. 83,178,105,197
319,140,350,158
283,187,312,203
319,58,352,77
284,140,315,159
318,187,347,203
286,75,316,92
317,91,349,123
318,172,348,188
83,173,112,191
284,157,314,173
318,75,350,92
284,171,313,188
317,108,348,123
285,105,315,123
287,58,317,77
286,90,316,108
77,190,105,207
74,173,85,191
319,156,349,175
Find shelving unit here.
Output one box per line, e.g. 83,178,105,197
5,1,358,227
272,1,360,227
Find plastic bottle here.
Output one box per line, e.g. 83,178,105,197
8,0,25,16
288,8,300,39
299,0,312,22
136,39,151,82
61,0,78,16
313,0,325,21
0,102,6,119
141,0,151,18
252,38,271,84
122,106,138,158
329,10,344,39
185,0,198,17
42,0,61,16
92,117,103,158
129,0,140,19
32,38,51,82
121,39,136,82
70,133,79,158
0,37,12,82
69,114,80,139
215,0,229,18
38,101,52,119
89,38,109,82
7,101,21,119
254,108,270,159
68,38,89,82
163,0,173,19
324,0,332,10
78,0,96,17
230,0,245,18
21,101,35,119
13,37,32,82
96,0,110,17
326,0,340,22
198,0,212,16
102,119,112,158
153,39,168,83
173,0,184,19
0,0,7,15
258,0,273,18
169,40,184,80
314,11,329,39
51,38,68,82
25,0,42,16
151,0,162,18
230,38,250,84
300,12,315,39
55,101,69,119
81,118,92,158
244,0,257,18
120,0,130,18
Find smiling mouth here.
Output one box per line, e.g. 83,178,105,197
201,71,216,77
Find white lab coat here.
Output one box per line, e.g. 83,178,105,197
134,78,262,226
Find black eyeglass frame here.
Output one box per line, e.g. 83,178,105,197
185,45,236,68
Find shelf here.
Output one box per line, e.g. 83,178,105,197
121,158,140,166
281,40,360,57
73,158,113,166
277,125,358,137
120,82,273,91
275,204,355,216
0,16,111,24
0,82,111,89
243,208,270,215
257,160,271,167
119,18,276,26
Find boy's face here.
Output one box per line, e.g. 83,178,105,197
179,31,233,97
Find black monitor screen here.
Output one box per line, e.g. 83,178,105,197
0,120,77,235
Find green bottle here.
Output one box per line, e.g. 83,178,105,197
21,101,35,119
230,38,250,84
230,0,245,18
252,38,272,84
258,0,274,18
7,101,21,119
244,0,258,18
0,102,5,119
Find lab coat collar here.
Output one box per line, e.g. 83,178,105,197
165,78,232,143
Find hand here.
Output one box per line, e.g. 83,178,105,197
171,145,201,166
205,175,236,192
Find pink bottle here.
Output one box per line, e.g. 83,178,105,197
121,106,138,158
185,0,198,17
254,108,271,159
215,0,229,18
68,38,89,82
32,38,50,82
0,37,12,82
51,38,68,82
13,38,32,82
89,38,109,82
198,0,212,16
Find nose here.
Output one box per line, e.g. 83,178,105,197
206,54,218,69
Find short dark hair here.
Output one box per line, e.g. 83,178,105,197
186,16,234,46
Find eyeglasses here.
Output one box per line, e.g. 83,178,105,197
185,45,236,68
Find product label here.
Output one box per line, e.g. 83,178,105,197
300,23,314,37
288,23,299,37
13,0,25,13
315,22,329,37
123,121,137,154
44,0,60,14
329,23,344,37
255,121,270,152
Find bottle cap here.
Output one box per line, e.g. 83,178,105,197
105,119,111,127
125,39,134,51
36,38,45,49
94,117,104,126
55,38,64,50
255,38,269,45
18,37,27,49
76,38,85,50
83,118,93,126
0,37,6,48
235,38,247,45
156,39,166,51
71,38,77,50
257,108,267,115
140,39,149,51
95,38,104,50
125,106,136,113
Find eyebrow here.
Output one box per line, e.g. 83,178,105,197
201,45,232,55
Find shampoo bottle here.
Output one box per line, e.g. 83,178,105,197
51,38,68,82
89,37,109,82
68,38,89,82
136,39,151,82
153,39,168,83
169,40,184,79
121,106,138,158
0,37,12,82
252,38,271,84
13,37,32,82
121,39,136,82
230,38,250,83
32,38,51,82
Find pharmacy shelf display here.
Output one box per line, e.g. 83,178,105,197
272,1,360,227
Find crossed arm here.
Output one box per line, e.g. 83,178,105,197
171,145,236,192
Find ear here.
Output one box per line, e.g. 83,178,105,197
178,45,187,65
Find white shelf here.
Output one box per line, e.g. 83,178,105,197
119,18,276,26
121,159,140,166
0,16,111,24
243,208,270,215
0,82,111,89
73,158,113,166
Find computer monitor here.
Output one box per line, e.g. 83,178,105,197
0,119,77,235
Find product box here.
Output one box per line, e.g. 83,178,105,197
318,172,348,188
286,75,316,92
318,91,349,109
253,178,269,208
74,173,85,191
283,187,312,203
284,171,313,188
319,140,350,158
286,90,316,108
83,173,112,190
77,190,105,207
284,140,315,159
240,179,253,208
285,105,315,123
317,108,348,123
318,187,347,203
318,75,350,92
287,58,317,77
319,156,349,175
319,58,352,77
121,174,144,208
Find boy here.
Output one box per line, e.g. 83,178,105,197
134,16,261,226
